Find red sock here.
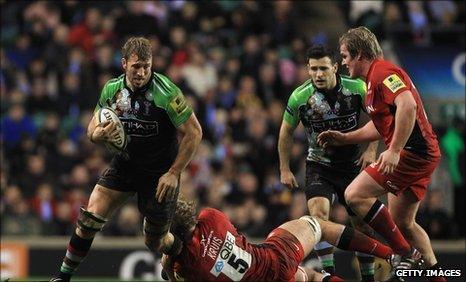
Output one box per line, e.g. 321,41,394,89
363,200,411,255
336,226,394,259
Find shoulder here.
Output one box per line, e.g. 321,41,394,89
371,60,404,82
340,75,366,93
102,75,124,91
289,79,314,103
152,72,180,97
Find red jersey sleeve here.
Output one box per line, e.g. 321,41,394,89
374,65,410,105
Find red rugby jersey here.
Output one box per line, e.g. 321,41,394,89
365,59,440,158
173,208,274,281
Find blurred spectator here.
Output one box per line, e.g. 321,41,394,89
417,190,457,239
104,204,142,236
1,102,37,151
440,117,465,235
2,198,42,235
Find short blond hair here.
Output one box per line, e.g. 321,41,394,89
339,26,383,60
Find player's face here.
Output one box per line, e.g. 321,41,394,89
308,56,338,91
122,54,152,89
340,44,360,78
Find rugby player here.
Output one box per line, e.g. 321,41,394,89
51,37,202,282
278,44,379,281
160,199,396,282
318,27,445,281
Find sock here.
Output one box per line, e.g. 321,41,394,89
315,241,335,274
362,200,411,255
336,226,393,259
426,263,447,282
356,252,375,282
58,230,94,279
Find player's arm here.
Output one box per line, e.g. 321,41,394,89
87,83,118,144
357,112,379,169
169,113,203,176
278,121,299,189
318,121,381,147
389,90,416,153
278,95,300,189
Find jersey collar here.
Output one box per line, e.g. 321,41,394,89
311,74,342,95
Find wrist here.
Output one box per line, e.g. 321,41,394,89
388,146,402,153
168,167,181,177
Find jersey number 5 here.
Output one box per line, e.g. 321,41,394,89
227,254,249,274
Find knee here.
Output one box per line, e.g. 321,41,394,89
77,207,107,239
309,209,329,220
307,198,330,220
344,187,359,207
394,217,415,233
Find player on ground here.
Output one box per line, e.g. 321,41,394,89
51,37,202,282
160,199,396,282
278,44,379,281
318,27,445,281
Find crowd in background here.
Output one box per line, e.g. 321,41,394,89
1,1,464,239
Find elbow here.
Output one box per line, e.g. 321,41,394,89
194,125,203,144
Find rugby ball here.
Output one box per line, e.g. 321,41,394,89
97,107,127,151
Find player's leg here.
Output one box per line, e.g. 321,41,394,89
337,168,377,282
350,215,376,282
388,190,446,281
53,184,133,281
308,197,335,274
304,164,336,274
139,173,180,254
344,171,412,255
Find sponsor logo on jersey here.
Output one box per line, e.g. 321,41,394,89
170,94,188,115
120,118,159,137
383,74,406,93
310,112,358,133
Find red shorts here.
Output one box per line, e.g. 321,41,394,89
261,228,305,282
365,149,440,200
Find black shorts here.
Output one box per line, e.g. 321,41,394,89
97,157,179,224
304,161,359,216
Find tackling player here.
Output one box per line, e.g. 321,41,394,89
51,37,202,282
318,27,445,281
278,44,379,281
160,199,396,282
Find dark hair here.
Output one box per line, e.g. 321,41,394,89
171,198,198,242
306,44,336,64
121,37,152,60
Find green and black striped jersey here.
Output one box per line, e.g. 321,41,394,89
96,72,192,173
283,75,366,169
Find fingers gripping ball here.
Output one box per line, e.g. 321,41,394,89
97,107,128,151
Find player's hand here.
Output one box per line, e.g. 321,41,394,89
92,121,119,143
317,130,347,148
156,170,179,203
375,149,400,175
357,147,377,171
280,170,298,189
